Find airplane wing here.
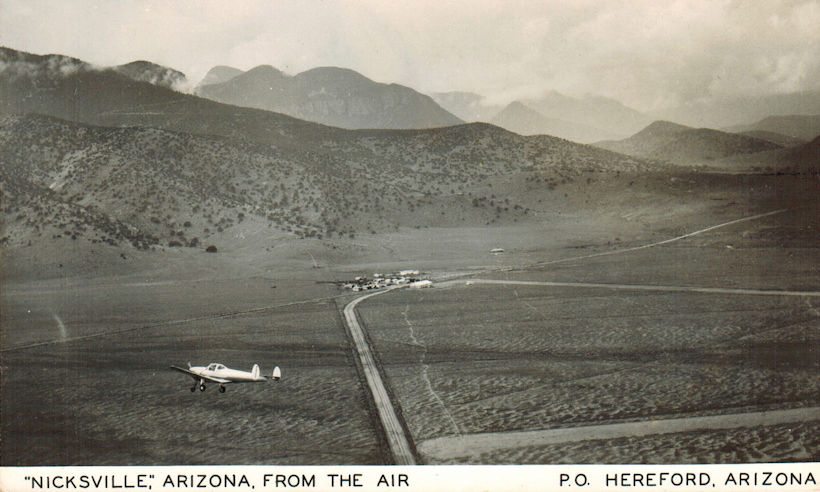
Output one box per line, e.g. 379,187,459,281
169,366,230,384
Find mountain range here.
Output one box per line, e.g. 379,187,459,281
490,101,622,143
195,64,463,130
1,47,655,259
433,88,820,145
432,91,650,143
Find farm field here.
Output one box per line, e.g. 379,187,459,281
2,179,817,465
0,220,564,465
357,207,820,463
438,421,820,464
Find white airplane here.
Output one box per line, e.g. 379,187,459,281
171,362,281,393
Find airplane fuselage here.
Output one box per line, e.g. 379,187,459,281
189,365,264,383
171,362,279,393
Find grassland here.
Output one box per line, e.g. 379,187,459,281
356,205,819,463
1,264,383,465
2,175,817,465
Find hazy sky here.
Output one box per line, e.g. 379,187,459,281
2,0,818,111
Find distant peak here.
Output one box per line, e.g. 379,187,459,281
501,101,536,112
197,65,244,87
636,120,691,136
210,65,242,72
297,66,371,83
113,60,186,88
245,65,286,77
118,60,157,68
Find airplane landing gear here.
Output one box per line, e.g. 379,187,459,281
190,385,196,392
199,383,206,392
219,385,226,393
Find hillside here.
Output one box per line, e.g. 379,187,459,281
738,131,806,148
0,109,654,252
490,101,621,142
707,135,820,174
727,114,820,141
195,64,463,130
594,121,690,156
1,47,670,276
595,121,782,166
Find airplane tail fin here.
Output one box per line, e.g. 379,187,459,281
272,366,281,381
252,364,260,379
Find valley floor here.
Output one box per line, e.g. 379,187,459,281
1,174,818,464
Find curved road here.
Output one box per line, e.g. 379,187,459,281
343,288,417,464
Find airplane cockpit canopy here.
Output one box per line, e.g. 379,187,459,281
207,363,226,371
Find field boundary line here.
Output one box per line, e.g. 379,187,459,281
418,406,820,462
448,279,820,297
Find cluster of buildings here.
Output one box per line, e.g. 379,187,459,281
342,270,430,291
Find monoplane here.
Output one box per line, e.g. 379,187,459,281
171,362,281,393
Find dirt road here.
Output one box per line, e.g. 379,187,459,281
343,288,417,464
446,278,820,297
418,406,820,462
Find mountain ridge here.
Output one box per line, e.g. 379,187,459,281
595,120,782,165
195,63,463,130
490,101,621,142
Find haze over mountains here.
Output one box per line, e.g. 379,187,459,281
650,91,820,129
2,46,660,264
432,89,820,146
8,42,814,146
433,91,649,143
490,101,624,143
0,44,817,285
430,91,501,124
